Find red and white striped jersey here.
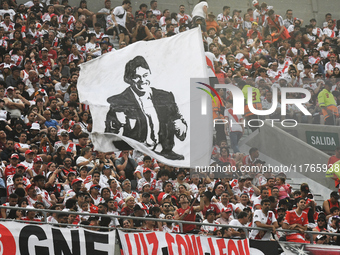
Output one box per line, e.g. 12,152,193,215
250,210,277,240
216,13,231,23
308,56,321,65
323,27,336,38
0,21,14,31
312,27,323,38
58,15,76,30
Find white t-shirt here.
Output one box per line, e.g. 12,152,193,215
0,9,16,21
192,1,208,19
249,210,277,240
229,219,247,238
112,6,126,27
55,82,70,94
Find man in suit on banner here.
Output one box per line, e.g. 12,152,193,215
105,56,187,160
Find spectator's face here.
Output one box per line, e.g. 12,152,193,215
261,189,269,198
98,205,107,214
328,20,333,28
68,214,76,223
61,134,69,143
61,78,68,85
240,195,248,203
93,174,100,182
27,187,36,197
123,181,131,191
272,188,279,197
110,179,117,189
79,137,88,146
262,202,270,212
64,158,72,167
216,185,224,195
317,218,326,228
9,197,18,206
144,159,152,168
107,200,115,210
164,183,172,193
6,140,14,149
297,199,306,210
102,189,111,199
105,1,111,9
207,213,215,221
286,11,293,19
239,216,248,225
123,220,131,228
10,157,19,165
221,193,229,203
142,195,150,203
126,198,134,207
14,176,23,186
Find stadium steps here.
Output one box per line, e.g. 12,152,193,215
238,141,330,208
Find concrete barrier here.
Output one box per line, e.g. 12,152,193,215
244,121,334,189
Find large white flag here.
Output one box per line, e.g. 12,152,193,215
78,28,211,167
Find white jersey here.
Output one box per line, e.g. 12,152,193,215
249,210,277,240
200,219,220,233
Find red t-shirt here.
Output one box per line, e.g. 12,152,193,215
120,207,134,216
284,210,308,242
202,203,220,216
177,207,196,233
4,165,16,179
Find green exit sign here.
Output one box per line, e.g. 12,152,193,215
306,131,340,151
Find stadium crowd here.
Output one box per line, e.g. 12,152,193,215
0,0,340,245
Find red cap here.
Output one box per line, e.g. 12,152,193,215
221,208,232,213
90,184,101,189
25,184,35,192
33,156,43,163
10,153,19,159
71,178,83,186
263,40,272,44
143,168,151,173
17,163,27,169
25,150,34,155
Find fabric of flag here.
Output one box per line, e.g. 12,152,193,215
78,28,210,167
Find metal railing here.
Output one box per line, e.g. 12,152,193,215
1,205,340,244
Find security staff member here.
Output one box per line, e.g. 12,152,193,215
318,81,338,125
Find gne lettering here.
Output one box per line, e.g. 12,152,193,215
18,225,110,255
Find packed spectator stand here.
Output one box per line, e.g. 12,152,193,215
1,0,340,247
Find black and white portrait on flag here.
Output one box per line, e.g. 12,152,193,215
104,56,188,160
78,28,211,167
